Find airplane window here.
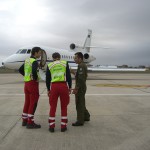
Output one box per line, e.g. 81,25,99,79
27,49,31,54
16,49,22,54
20,49,27,54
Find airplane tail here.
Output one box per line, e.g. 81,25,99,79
83,29,92,52
70,29,92,52
70,29,110,52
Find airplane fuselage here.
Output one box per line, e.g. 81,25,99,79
2,30,96,70
2,46,95,70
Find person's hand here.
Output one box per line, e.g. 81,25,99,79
69,88,72,95
47,90,50,97
72,88,78,94
70,69,76,76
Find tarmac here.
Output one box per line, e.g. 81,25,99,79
0,72,150,150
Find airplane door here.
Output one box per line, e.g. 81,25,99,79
40,49,47,68
39,49,47,81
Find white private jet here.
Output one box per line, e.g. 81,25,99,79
2,29,98,80
2,29,146,80
2,30,95,69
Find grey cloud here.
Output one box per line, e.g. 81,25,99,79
0,0,150,66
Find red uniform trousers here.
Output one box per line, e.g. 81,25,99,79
22,80,39,124
49,82,69,129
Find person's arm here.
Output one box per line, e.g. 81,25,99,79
19,63,24,76
46,66,51,91
66,62,72,89
32,61,38,80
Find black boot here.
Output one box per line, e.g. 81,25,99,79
84,118,90,121
26,123,41,129
72,121,84,126
22,121,27,126
49,128,55,133
61,127,67,132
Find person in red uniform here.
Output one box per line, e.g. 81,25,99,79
19,47,41,129
46,52,72,132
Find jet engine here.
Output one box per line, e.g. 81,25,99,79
84,53,89,59
70,43,76,50
83,53,96,63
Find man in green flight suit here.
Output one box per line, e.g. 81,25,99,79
72,52,90,126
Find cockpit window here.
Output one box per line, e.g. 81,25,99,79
27,49,31,54
20,49,27,54
16,49,22,54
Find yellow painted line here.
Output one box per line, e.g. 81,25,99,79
95,84,149,88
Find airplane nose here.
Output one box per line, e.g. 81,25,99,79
2,54,24,70
2,57,12,69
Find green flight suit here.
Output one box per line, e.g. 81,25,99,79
75,62,90,124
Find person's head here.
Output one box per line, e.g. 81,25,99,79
31,47,42,59
52,52,61,61
74,52,83,64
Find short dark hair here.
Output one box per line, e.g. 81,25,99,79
52,52,61,59
75,52,83,60
31,47,41,56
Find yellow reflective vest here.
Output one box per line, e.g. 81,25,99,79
48,60,67,82
24,58,39,82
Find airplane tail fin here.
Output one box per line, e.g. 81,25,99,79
70,29,109,52
83,29,92,52
83,29,110,51
70,29,92,52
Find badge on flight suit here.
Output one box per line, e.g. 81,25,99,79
79,68,83,74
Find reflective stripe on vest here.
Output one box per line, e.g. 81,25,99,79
24,58,40,82
48,60,67,82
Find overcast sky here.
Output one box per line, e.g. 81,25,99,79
0,0,150,67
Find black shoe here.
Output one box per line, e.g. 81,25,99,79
61,127,67,132
49,128,55,133
22,121,27,126
72,121,84,126
26,123,41,129
84,118,90,121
